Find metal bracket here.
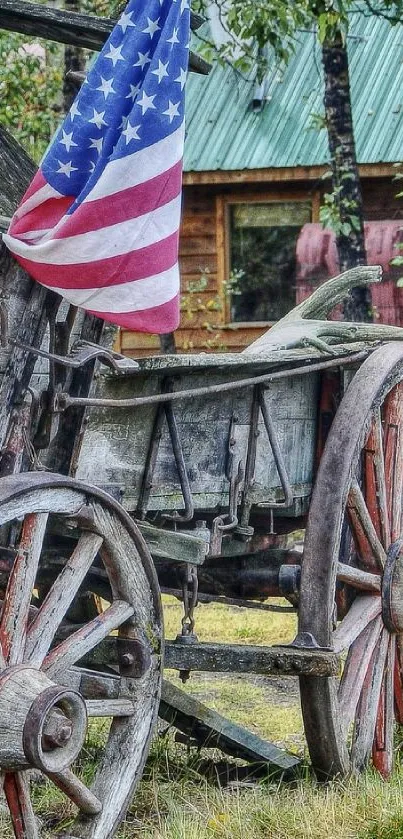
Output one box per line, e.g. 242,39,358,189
9,338,139,372
137,378,194,523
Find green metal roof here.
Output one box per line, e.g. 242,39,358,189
184,12,403,172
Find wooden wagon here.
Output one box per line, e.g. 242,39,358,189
0,2,403,836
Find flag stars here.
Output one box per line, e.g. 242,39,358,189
89,137,103,154
105,43,125,66
57,160,77,178
69,100,81,121
96,77,115,99
163,100,180,123
89,108,107,129
122,121,141,144
59,130,77,152
117,10,135,33
136,91,156,114
134,50,151,69
152,59,169,84
126,82,141,101
167,28,179,45
180,0,189,11
143,17,160,38
175,67,187,90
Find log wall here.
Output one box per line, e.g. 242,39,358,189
118,173,403,358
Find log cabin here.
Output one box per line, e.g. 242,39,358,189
118,9,403,357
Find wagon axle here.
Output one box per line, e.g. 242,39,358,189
0,667,87,774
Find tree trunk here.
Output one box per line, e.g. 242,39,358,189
322,33,371,322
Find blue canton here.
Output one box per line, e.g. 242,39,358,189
42,0,190,207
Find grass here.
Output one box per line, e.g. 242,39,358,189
2,598,403,838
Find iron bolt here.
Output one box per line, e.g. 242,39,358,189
121,653,135,668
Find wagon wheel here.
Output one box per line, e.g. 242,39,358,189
299,341,403,780
0,472,162,838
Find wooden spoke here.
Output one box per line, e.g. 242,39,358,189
336,562,381,592
338,615,383,736
86,699,135,717
3,772,39,839
333,595,381,654
25,531,103,665
351,628,390,773
46,768,102,816
394,635,403,724
372,637,396,778
383,382,403,542
0,513,48,665
43,599,134,679
347,481,386,572
363,409,390,549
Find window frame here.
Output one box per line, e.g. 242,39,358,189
216,190,320,327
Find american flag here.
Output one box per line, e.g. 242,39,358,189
3,0,190,333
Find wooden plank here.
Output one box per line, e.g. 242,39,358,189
164,641,339,676
179,254,218,275
182,163,397,186
78,636,337,678
137,523,208,566
160,680,300,772
179,236,216,256
181,215,216,237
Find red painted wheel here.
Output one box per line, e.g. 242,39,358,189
299,342,403,779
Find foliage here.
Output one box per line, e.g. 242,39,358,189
0,0,121,162
0,31,63,161
319,187,361,236
193,1,403,80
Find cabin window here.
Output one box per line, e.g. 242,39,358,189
229,201,312,323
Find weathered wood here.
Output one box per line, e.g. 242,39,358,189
0,0,209,74
347,481,386,570
164,641,339,676
383,383,403,542
0,126,35,217
25,531,104,665
86,699,134,717
138,522,208,566
43,599,134,679
77,368,319,515
0,473,163,839
160,680,300,773
372,636,395,778
351,628,389,773
243,267,385,354
338,615,383,737
82,636,338,677
299,343,403,780
336,562,381,593
46,769,102,815
332,596,381,654
3,772,39,839
0,512,48,666
364,409,390,553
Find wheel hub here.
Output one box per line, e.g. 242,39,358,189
382,539,403,633
0,665,87,772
